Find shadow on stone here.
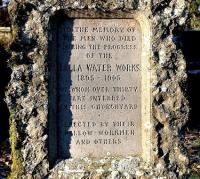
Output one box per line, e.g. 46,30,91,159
48,11,73,167
0,6,10,27
0,45,11,142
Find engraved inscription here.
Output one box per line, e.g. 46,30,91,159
58,19,142,158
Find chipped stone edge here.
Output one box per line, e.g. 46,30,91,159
134,11,152,163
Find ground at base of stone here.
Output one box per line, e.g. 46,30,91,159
185,129,200,178
0,139,11,179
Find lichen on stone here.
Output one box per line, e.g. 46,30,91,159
8,112,23,179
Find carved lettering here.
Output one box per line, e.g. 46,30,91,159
58,19,142,158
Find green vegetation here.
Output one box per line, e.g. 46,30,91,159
191,137,200,148
188,135,200,179
189,0,200,29
190,171,200,179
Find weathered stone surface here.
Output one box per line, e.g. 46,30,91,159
5,0,190,178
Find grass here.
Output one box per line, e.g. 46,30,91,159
185,129,200,178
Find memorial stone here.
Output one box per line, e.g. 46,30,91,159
6,0,190,178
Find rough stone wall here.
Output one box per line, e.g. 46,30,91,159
5,0,189,178
151,0,190,177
